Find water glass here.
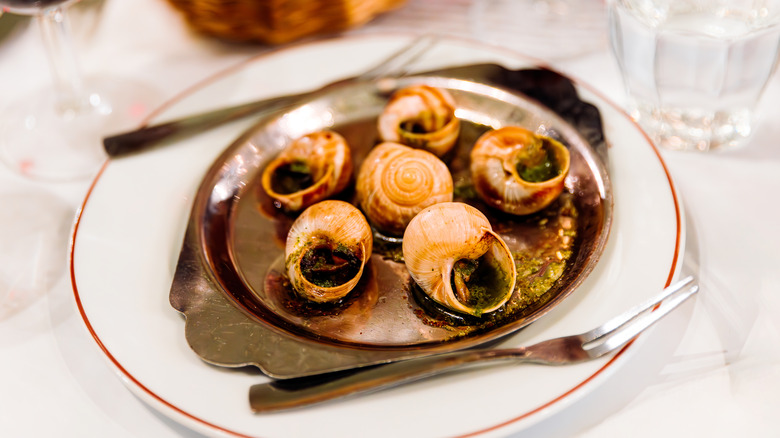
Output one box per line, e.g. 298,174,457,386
608,0,780,152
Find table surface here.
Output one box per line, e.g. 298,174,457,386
1,0,779,437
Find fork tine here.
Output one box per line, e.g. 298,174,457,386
359,34,439,80
581,276,695,343
584,282,699,358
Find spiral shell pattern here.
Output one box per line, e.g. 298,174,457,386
402,202,516,317
356,142,453,236
261,130,352,212
378,85,460,157
470,126,570,215
285,200,373,303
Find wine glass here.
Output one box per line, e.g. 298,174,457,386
0,0,159,181
470,0,608,61
0,189,71,321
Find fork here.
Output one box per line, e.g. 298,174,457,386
248,276,698,412
103,35,439,157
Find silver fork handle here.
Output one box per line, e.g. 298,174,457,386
249,348,529,413
248,278,698,413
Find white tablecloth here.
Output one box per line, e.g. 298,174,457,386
1,0,779,436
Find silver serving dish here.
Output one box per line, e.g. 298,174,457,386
170,65,612,379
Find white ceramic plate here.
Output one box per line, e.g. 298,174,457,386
71,35,683,438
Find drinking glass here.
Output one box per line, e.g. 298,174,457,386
0,0,159,180
0,189,71,320
609,0,780,152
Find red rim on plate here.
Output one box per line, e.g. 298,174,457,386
70,33,682,438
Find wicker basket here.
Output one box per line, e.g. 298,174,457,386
167,0,408,44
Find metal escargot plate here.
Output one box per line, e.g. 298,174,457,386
168,69,612,378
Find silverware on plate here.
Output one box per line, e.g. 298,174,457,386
248,276,698,412
103,34,439,157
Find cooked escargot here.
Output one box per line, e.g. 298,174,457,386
261,130,352,212
402,202,517,317
377,85,460,157
285,200,372,303
470,126,570,215
356,142,453,236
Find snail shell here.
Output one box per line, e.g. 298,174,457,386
402,202,517,317
356,142,453,236
377,85,460,157
470,126,570,215
261,130,352,212
285,200,372,303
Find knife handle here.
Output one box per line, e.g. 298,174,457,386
103,94,302,157
248,349,521,413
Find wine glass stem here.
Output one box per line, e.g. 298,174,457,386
37,7,86,115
